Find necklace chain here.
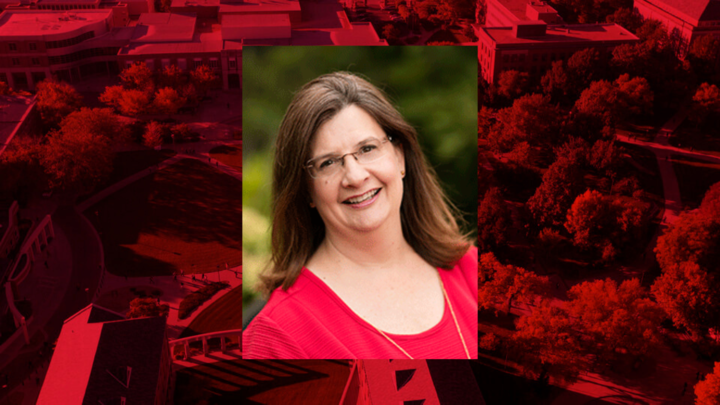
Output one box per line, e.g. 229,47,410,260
371,276,471,360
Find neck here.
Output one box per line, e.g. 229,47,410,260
318,218,413,272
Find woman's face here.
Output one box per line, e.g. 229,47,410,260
308,104,405,237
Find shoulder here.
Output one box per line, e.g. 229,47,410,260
445,245,478,295
242,312,309,359
242,270,341,358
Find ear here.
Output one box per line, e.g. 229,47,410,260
393,142,405,175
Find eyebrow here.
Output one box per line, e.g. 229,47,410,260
309,137,380,161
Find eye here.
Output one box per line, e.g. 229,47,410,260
359,144,377,154
318,158,336,169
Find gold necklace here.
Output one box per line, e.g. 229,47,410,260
371,277,471,359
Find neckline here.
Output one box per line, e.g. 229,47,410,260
299,266,451,340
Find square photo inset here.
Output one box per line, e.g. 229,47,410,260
242,46,478,360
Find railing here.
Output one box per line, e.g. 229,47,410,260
169,329,242,361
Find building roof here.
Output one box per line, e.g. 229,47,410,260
37,305,167,405
83,317,167,404
482,23,639,46
133,12,196,42
170,0,220,8
641,0,720,24
35,0,100,4
496,0,557,21
120,29,223,55
0,9,111,37
218,0,301,14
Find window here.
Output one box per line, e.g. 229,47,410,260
11,58,20,66
31,58,40,65
29,43,37,51
209,58,219,68
533,54,538,62
9,43,17,51
229,58,236,69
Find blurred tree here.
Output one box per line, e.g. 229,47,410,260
655,210,720,272
60,108,128,144
541,60,570,102
35,79,82,128
478,252,549,315
153,87,186,116
527,156,584,227
0,136,46,203
143,121,165,148
588,139,620,173
652,261,720,339
127,297,169,319
614,74,654,118
120,62,154,93
159,64,186,89
689,83,720,126
478,187,512,253
190,65,217,97
574,79,618,124
565,190,647,261
513,304,585,385
496,70,530,100
566,278,662,361
488,94,563,152
696,362,720,405
605,7,643,32
611,43,653,79
42,128,113,191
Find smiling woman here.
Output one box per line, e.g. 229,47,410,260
242,71,478,360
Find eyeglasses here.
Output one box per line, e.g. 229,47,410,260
305,136,393,179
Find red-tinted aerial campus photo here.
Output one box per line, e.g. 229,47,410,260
0,0,719,404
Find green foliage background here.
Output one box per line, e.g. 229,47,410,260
243,46,478,303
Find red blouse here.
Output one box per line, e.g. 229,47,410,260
242,247,478,359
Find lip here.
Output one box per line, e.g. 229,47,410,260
343,188,381,208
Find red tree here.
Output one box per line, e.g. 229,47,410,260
478,252,549,315
696,362,720,405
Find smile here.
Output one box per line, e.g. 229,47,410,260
343,188,381,204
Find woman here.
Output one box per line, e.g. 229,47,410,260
242,72,477,359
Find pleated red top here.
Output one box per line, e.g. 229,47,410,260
242,247,478,359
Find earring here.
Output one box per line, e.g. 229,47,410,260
401,170,405,177
310,201,316,208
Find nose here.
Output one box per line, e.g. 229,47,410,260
340,155,369,187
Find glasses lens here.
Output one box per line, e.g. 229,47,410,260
356,139,386,164
307,138,389,179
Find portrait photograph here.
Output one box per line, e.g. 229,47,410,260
242,46,478,360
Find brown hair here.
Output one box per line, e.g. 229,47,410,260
261,72,471,294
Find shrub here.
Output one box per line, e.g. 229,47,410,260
178,281,229,319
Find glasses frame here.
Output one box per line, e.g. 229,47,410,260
304,135,394,179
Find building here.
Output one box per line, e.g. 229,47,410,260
340,359,484,405
485,0,563,27
38,305,172,405
0,9,127,90
1,0,384,91
634,0,720,57
476,21,639,83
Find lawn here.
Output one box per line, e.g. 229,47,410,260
87,158,242,277
209,144,242,172
180,285,243,338
174,360,351,405
77,149,176,203
672,155,720,209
